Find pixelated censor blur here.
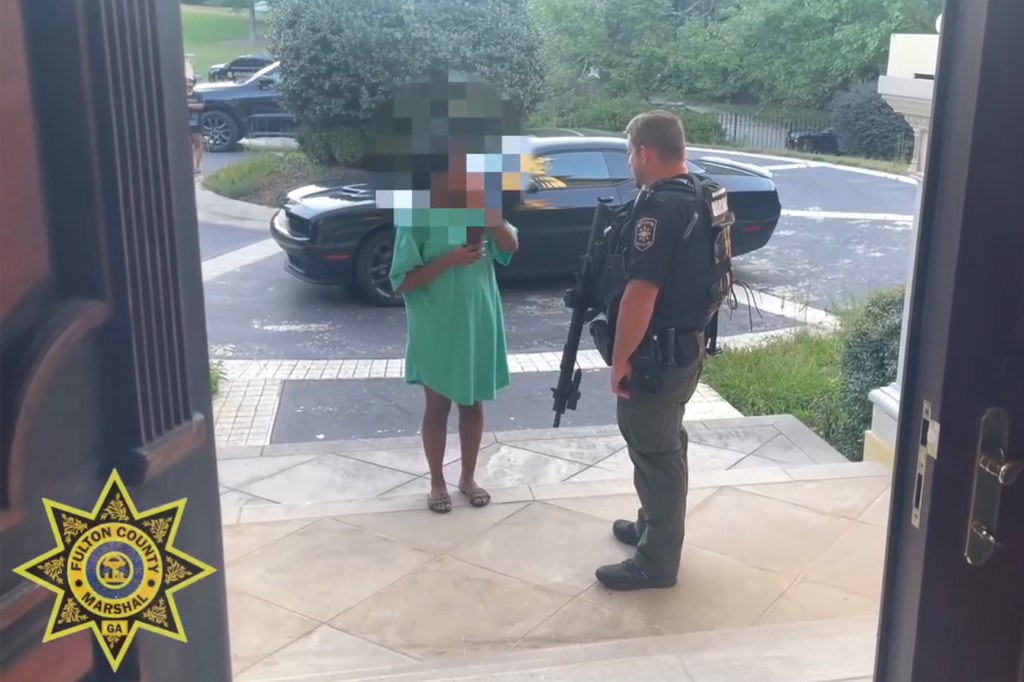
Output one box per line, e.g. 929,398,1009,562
366,70,534,245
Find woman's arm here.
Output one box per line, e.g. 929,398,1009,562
487,218,519,254
396,244,483,293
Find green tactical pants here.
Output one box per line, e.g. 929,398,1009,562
616,346,704,578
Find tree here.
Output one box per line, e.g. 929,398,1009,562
267,0,544,130
674,0,943,108
529,0,677,98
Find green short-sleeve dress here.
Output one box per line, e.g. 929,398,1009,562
389,208,517,406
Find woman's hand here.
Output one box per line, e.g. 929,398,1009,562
444,243,487,267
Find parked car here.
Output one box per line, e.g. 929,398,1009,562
786,127,839,155
194,62,296,152
207,54,275,83
269,130,783,306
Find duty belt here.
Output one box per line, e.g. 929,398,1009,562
649,328,704,368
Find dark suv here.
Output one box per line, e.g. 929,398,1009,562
194,62,297,152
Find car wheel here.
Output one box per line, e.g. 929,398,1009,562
354,228,404,307
202,111,240,153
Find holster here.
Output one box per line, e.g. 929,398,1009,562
629,340,665,394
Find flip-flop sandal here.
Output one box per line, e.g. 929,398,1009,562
459,487,491,508
428,492,452,514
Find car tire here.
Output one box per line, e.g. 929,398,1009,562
354,227,404,307
202,110,240,153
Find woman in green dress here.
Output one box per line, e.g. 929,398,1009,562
388,151,519,513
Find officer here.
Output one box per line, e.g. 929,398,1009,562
595,110,713,591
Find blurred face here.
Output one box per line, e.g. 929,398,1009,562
430,149,487,209
186,79,195,94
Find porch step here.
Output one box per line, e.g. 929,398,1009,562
224,459,889,525
221,416,879,525
249,617,877,682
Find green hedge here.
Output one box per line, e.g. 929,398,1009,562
834,287,905,457
831,82,914,160
702,287,905,460
296,125,371,166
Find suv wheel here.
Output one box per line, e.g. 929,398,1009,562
354,228,404,307
202,111,240,152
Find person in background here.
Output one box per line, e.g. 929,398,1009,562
388,146,519,514
186,76,204,175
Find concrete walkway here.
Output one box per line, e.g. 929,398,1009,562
220,418,888,681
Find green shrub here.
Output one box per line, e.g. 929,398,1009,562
834,287,905,458
296,125,370,166
830,82,914,160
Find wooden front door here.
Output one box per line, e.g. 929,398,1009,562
1,1,231,680
874,0,1024,679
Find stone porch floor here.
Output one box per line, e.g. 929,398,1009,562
217,414,849,522
219,416,891,681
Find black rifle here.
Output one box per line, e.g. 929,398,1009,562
550,196,615,427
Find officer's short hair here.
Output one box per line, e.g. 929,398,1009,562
625,110,686,162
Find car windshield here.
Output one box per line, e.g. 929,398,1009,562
244,62,279,84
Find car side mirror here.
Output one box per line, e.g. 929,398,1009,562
525,179,539,194
257,77,275,90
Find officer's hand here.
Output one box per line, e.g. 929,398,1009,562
611,361,632,399
445,243,486,267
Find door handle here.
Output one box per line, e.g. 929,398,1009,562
965,407,1020,566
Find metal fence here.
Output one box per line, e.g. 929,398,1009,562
713,111,830,151
709,110,914,161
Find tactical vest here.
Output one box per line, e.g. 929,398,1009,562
594,173,736,336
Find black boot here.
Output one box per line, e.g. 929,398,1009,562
612,519,642,546
595,559,677,591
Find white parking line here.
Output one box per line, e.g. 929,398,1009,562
761,163,813,171
781,209,914,222
202,239,281,281
690,146,918,185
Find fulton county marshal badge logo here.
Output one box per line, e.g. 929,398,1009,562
634,217,658,252
13,469,215,672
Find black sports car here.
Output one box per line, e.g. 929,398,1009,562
270,131,782,306
194,62,296,152
207,54,275,83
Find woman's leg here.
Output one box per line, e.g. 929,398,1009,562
457,401,490,507
192,134,203,172
422,385,452,511
195,133,204,169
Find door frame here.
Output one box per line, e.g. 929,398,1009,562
874,0,1024,679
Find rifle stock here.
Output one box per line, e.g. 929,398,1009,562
551,196,615,427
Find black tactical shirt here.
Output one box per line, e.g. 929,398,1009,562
622,175,701,332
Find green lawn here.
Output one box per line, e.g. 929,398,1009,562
182,4,269,80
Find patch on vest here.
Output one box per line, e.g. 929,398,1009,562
711,188,730,220
634,217,657,251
